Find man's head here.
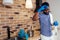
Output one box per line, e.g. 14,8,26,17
41,2,50,15
41,2,49,7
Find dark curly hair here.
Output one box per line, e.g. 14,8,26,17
41,2,49,7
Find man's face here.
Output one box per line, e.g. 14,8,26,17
43,7,50,15
44,8,50,13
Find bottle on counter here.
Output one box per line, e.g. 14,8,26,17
27,26,34,37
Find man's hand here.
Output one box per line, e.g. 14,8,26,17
37,5,48,13
53,21,59,26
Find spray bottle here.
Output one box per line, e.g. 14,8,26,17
53,21,59,35
27,26,34,37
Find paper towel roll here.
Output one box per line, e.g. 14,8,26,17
25,0,33,9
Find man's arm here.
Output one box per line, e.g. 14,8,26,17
32,5,48,21
49,13,55,30
49,13,54,26
32,12,39,21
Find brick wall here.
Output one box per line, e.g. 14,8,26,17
42,0,46,3
0,0,41,40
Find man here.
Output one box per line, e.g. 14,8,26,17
33,2,54,40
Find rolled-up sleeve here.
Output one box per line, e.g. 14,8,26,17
49,13,54,25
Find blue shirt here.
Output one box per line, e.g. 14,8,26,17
39,13,52,37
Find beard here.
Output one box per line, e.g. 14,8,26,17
43,12,49,15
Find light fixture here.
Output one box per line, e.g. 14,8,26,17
3,0,13,5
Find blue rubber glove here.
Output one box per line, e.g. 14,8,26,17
18,29,29,40
37,5,48,13
25,33,29,40
18,29,25,38
53,21,59,26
